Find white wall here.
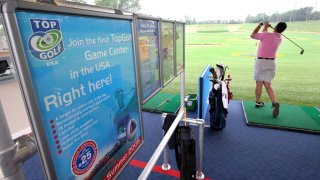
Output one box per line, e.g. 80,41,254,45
0,79,31,138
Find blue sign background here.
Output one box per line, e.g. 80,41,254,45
198,65,212,119
16,11,142,179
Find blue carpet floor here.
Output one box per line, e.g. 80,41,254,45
23,100,320,180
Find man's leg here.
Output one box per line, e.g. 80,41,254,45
264,82,279,117
255,81,264,107
263,82,276,102
255,81,264,102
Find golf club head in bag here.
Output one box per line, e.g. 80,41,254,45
215,63,228,80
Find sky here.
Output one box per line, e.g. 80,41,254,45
138,0,320,21
84,0,319,21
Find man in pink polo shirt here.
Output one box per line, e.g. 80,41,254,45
250,22,287,117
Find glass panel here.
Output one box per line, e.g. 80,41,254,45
161,22,174,84
175,23,184,74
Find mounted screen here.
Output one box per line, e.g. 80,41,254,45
136,19,161,102
13,10,143,179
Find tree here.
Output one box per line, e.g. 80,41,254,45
95,0,141,12
245,6,320,23
182,16,192,24
292,7,313,21
269,12,281,22
279,11,291,22
311,11,320,20
245,15,254,23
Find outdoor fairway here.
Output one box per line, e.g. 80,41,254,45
163,22,320,107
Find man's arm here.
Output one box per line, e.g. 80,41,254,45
250,22,263,39
262,22,270,32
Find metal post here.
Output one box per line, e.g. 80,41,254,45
196,119,205,179
180,71,185,110
184,118,205,179
161,113,171,171
0,101,37,180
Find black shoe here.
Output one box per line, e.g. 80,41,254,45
255,102,264,108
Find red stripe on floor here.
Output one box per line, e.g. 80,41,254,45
129,159,212,180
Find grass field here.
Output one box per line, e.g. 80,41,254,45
162,21,320,107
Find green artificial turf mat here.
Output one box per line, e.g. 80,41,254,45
142,93,180,113
242,101,320,133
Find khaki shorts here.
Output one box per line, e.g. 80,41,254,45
254,58,276,83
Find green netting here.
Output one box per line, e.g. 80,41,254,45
243,101,320,133
142,93,180,113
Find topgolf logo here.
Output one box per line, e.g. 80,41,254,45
28,19,64,60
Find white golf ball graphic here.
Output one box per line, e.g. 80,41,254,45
43,34,54,45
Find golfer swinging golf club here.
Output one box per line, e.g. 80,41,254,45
250,21,287,117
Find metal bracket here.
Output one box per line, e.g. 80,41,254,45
14,134,37,164
0,133,37,179
0,145,18,178
0,101,37,179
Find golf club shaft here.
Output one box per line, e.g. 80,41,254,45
153,99,169,112
270,26,304,50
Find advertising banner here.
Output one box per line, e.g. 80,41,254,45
136,19,161,101
161,22,174,84
15,11,142,179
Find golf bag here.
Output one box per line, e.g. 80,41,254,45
175,126,196,180
162,113,178,149
208,64,232,130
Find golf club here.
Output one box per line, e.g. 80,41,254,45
151,99,170,112
270,25,304,55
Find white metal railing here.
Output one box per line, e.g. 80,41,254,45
138,110,184,180
138,71,205,179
